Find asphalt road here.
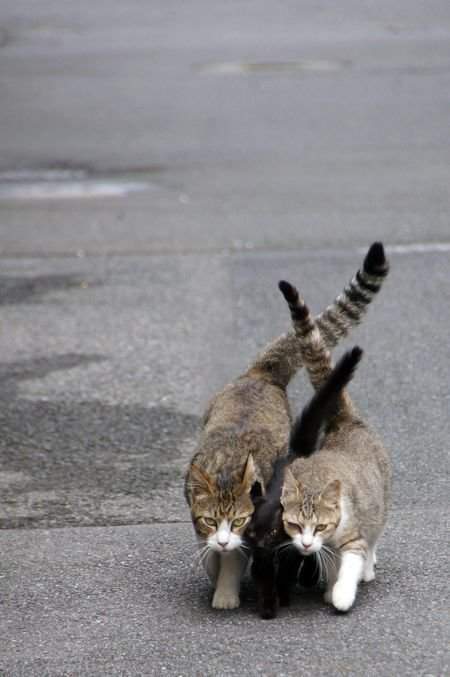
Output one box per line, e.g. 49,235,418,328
0,2,449,676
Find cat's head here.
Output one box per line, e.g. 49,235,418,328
280,469,341,555
188,454,256,552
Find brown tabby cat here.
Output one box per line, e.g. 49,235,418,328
185,243,389,610
278,281,391,612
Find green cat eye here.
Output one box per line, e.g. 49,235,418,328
232,517,246,528
203,517,217,528
315,524,327,532
287,522,302,533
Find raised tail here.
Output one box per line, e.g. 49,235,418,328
278,281,359,420
249,348,363,539
278,279,334,391
248,242,388,388
288,347,363,457
316,242,389,347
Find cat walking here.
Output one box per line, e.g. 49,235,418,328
185,243,389,610
278,281,391,612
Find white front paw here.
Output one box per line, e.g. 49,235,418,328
332,582,356,612
212,588,240,610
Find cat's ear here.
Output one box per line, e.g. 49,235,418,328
189,464,214,498
281,468,302,506
240,454,257,493
250,480,263,501
320,479,341,506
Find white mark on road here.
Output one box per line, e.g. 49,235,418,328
357,242,450,255
0,169,152,200
196,59,351,75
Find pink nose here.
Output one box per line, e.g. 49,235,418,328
217,538,229,548
302,542,312,550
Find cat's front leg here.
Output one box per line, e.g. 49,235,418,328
252,548,278,619
212,550,247,609
331,551,364,612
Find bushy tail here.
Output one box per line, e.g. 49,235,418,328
288,347,363,457
249,242,388,388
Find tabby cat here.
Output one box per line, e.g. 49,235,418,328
185,243,389,610
278,281,391,612
247,346,363,618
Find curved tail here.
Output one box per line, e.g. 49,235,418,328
288,347,363,457
249,242,388,388
316,242,388,346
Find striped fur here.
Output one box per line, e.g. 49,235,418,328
250,242,389,388
186,243,389,611
278,291,392,613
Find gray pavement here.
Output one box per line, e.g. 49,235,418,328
0,2,449,676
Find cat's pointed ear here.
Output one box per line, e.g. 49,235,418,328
281,468,302,506
240,454,257,493
250,480,263,502
320,479,341,506
189,464,214,498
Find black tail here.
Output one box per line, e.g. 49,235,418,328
289,346,363,457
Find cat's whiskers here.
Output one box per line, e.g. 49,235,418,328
315,551,324,582
275,539,294,553
318,544,337,583
191,544,212,572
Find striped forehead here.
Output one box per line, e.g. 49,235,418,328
215,489,236,517
300,493,318,520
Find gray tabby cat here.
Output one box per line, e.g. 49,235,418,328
185,243,389,610
278,280,391,612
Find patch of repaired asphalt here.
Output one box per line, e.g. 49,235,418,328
0,354,199,528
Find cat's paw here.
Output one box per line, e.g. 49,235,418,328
212,588,240,610
278,590,291,607
331,582,356,612
323,589,333,605
260,605,277,620
362,567,375,583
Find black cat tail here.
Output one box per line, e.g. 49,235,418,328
289,347,363,458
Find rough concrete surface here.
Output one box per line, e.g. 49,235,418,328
0,1,449,675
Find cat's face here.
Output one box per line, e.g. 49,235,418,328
281,470,341,555
188,455,256,553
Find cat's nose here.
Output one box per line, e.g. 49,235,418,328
302,542,312,550
217,536,229,548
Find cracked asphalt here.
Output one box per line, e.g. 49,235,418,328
0,2,449,675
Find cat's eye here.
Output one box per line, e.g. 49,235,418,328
315,524,327,533
203,517,217,528
232,517,246,528
287,522,302,533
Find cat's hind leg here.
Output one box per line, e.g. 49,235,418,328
212,550,248,609
362,545,377,583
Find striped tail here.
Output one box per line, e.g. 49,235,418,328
278,281,358,419
248,242,388,388
316,242,389,347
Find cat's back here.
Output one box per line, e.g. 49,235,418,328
194,374,291,484
292,420,391,510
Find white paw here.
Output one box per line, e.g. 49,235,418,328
363,567,375,583
212,588,240,610
332,582,356,612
